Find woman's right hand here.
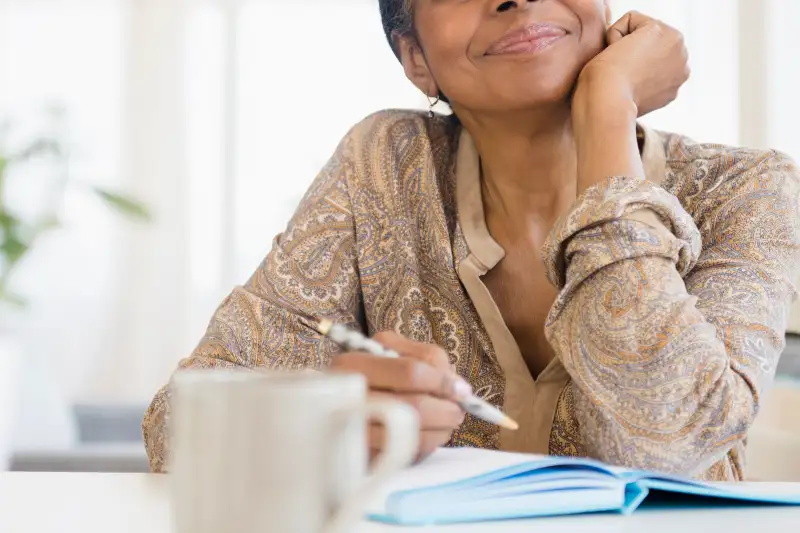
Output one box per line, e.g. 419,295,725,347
329,331,472,462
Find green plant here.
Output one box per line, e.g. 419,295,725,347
0,112,150,308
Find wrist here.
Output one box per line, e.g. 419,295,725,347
572,68,638,129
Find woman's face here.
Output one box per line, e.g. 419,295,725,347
402,0,609,114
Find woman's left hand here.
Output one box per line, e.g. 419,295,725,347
575,11,690,117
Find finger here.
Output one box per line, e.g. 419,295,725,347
369,424,454,460
606,10,655,45
418,429,454,458
373,331,453,371
371,391,466,429
332,352,472,399
367,390,466,458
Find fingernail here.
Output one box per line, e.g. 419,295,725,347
453,377,473,400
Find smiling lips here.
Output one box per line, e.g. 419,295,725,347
486,23,568,56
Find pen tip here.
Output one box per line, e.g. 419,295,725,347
501,415,519,431
316,319,334,336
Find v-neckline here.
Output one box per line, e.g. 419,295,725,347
451,122,667,454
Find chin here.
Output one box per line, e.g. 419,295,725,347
443,66,584,114
497,75,579,111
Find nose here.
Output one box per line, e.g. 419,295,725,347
494,0,538,13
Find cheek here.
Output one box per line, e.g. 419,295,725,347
566,0,609,31
567,0,608,57
416,11,476,61
415,17,481,94
429,21,472,62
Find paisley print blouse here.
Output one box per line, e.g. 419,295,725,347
143,110,800,480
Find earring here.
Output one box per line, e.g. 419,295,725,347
427,95,440,119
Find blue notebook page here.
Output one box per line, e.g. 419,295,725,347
366,448,800,526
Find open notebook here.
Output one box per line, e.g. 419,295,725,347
367,448,800,526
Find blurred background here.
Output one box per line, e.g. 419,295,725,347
1,0,799,477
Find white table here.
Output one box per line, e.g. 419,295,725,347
2,472,800,532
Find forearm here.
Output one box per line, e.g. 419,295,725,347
142,277,361,473
546,250,759,475
542,151,794,474
572,81,643,195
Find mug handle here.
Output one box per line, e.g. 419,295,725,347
323,399,419,533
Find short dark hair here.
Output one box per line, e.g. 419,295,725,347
379,0,414,60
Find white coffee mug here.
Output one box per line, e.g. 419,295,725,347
169,369,419,533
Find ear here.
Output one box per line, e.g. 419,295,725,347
394,32,439,99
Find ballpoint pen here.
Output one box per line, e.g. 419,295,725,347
312,319,519,431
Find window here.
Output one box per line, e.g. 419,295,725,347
0,0,124,401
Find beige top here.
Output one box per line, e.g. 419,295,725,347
143,110,800,481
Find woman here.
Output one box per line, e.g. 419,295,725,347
143,0,800,480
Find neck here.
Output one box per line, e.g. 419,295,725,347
457,105,578,222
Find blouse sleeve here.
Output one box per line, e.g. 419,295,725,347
542,151,800,476
142,131,364,473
